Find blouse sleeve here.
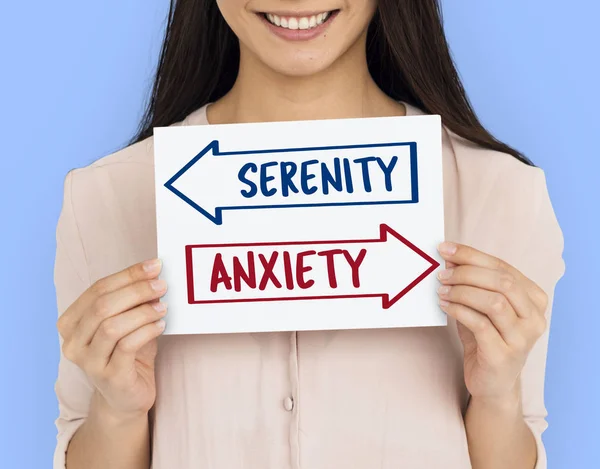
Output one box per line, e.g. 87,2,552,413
53,169,95,469
516,167,566,469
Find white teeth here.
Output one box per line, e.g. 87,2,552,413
265,11,332,30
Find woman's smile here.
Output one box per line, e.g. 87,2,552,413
257,9,340,41
216,0,373,76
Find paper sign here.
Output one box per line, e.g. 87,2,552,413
154,115,446,335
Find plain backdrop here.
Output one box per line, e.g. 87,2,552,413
0,1,598,467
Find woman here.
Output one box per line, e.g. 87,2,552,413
53,1,565,468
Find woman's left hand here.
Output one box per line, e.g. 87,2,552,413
436,242,548,401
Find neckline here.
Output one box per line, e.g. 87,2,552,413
188,100,420,126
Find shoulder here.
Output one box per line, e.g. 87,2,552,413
58,134,160,280
445,126,552,221
57,112,204,280
442,126,564,280
444,125,543,193
65,134,157,223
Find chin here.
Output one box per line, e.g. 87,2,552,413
257,51,336,77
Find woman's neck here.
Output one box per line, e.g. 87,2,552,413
207,37,405,124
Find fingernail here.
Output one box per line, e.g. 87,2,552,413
437,268,453,280
438,242,457,255
155,319,166,330
152,302,167,313
150,279,167,292
437,285,451,296
143,258,162,273
439,299,450,308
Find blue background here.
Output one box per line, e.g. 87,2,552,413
1,1,597,467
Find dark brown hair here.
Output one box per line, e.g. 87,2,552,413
131,0,532,165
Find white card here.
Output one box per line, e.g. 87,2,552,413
153,114,446,335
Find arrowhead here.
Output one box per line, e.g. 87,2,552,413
164,140,224,225
378,224,440,309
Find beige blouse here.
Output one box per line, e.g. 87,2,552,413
53,102,565,469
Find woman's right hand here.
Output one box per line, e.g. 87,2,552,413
57,258,168,420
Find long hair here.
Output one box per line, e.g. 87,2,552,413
130,0,532,166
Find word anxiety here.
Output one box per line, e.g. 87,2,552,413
210,248,367,293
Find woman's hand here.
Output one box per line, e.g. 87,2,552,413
436,242,548,402
57,259,167,421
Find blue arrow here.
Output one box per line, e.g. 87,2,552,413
164,140,419,225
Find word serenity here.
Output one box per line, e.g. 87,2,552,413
238,156,398,198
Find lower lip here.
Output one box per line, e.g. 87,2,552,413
258,11,339,41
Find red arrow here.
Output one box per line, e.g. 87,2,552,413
185,224,440,309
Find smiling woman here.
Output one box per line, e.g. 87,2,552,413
52,1,564,469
